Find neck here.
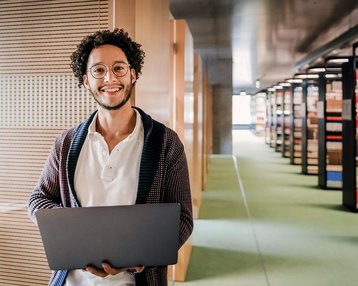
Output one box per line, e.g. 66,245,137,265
95,104,136,152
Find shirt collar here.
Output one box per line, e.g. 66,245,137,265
127,109,142,142
88,113,98,136
87,109,143,142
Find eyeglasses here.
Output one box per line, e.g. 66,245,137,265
88,62,130,79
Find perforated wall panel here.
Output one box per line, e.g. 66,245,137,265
0,0,109,284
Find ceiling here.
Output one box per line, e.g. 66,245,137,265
170,0,358,95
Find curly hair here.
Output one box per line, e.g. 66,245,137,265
70,28,145,87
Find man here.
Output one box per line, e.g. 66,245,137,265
28,28,193,286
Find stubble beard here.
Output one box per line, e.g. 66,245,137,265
91,83,133,111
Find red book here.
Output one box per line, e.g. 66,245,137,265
326,135,342,140
326,116,341,121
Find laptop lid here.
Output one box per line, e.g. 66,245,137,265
35,203,181,270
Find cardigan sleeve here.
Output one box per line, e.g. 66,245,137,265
28,130,70,223
163,129,193,248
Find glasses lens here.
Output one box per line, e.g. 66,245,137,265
112,62,128,77
90,64,107,79
89,63,129,79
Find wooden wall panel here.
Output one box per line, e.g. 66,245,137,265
0,128,64,285
0,1,108,284
111,0,170,126
173,19,194,162
134,0,170,125
0,0,108,75
171,19,194,282
111,3,193,283
203,74,213,188
192,52,204,218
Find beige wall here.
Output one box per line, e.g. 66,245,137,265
192,52,204,217
110,0,171,126
0,1,109,285
110,3,194,282
170,22,213,280
170,19,194,282
203,74,213,188
173,19,194,183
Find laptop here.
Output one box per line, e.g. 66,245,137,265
35,203,181,270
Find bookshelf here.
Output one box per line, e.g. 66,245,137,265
254,92,266,136
342,56,358,210
265,91,271,144
268,89,276,148
275,88,283,152
301,77,319,175
282,86,291,158
318,72,343,189
289,82,303,165
250,95,255,131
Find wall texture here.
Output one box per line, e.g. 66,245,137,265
0,0,108,284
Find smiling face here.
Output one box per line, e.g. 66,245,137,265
83,44,137,111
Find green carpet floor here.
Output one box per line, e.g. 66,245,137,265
174,130,358,286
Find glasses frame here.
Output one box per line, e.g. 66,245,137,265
87,62,131,79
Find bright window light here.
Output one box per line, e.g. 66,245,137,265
232,95,251,125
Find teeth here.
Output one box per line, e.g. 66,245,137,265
102,88,120,92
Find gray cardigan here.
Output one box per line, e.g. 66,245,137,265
28,107,193,286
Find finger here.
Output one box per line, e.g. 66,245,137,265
102,262,122,275
135,266,145,273
126,266,145,274
85,266,108,278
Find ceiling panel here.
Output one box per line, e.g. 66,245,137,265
170,0,358,94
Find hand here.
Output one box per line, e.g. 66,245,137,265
84,262,145,278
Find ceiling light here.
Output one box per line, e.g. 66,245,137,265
306,74,319,79
327,58,349,64
295,74,319,79
325,73,342,78
287,78,303,83
308,67,325,73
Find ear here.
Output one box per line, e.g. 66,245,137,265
130,68,137,84
83,74,90,89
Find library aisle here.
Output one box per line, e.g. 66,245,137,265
175,130,358,286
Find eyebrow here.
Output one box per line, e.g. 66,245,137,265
88,60,129,69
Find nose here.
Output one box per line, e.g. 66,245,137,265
104,68,117,82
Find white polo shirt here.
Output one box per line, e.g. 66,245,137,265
65,109,144,286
